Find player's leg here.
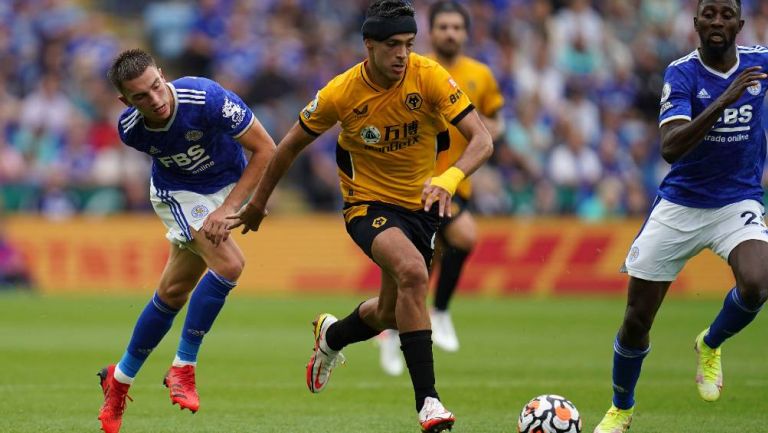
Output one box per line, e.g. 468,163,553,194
366,227,453,431
694,242,768,401
432,210,477,352
596,199,694,433
594,277,670,433
705,240,768,347
173,230,243,366
695,200,768,401
163,230,244,412
377,272,405,376
116,243,207,382
98,244,205,433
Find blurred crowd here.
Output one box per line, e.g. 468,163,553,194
2,0,768,222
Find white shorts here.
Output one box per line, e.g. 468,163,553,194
150,181,235,246
625,198,768,281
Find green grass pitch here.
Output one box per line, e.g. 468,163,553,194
0,292,765,432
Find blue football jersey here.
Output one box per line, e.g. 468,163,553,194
658,46,768,208
118,76,254,194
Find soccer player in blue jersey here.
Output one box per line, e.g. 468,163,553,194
594,1,768,432
96,49,276,433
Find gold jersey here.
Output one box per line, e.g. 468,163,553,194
299,52,473,211
428,54,504,199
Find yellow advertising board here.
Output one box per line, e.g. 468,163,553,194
4,215,734,296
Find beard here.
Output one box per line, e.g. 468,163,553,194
434,41,460,59
700,34,735,57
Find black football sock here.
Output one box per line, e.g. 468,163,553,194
433,246,470,311
324,305,379,351
400,330,439,412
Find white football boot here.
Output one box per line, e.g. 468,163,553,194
378,329,404,376
431,309,459,352
419,396,455,432
306,313,345,393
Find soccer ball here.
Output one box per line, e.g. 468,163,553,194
517,394,582,433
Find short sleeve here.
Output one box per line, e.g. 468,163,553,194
207,82,255,138
425,64,474,126
478,67,504,117
659,65,693,127
298,85,339,136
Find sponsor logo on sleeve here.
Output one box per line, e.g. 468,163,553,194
222,97,246,128
661,82,671,102
302,93,320,119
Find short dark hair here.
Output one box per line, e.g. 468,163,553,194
107,48,157,93
366,0,415,20
429,1,470,30
697,0,741,14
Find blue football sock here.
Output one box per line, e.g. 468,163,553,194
704,287,762,349
118,292,179,378
176,270,236,363
611,337,650,410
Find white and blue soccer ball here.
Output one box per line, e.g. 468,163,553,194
518,394,582,433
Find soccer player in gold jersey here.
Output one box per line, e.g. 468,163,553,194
227,1,492,430
378,0,505,376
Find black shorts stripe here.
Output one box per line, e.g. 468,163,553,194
450,104,475,126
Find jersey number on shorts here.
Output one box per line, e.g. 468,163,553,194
741,210,764,226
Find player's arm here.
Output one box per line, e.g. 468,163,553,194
423,109,493,217
201,118,276,245
480,109,505,142
479,67,505,141
226,122,316,233
661,66,766,163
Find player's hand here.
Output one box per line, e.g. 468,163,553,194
225,202,268,234
200,206,234,247
718,66,767,107
421,180,453,218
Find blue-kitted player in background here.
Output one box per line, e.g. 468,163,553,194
595,1,768,432
97,48,276,433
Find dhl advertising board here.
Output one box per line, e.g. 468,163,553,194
4,215,734,296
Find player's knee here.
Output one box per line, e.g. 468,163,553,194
737,280,768,311
446,232,476,251
213,258,244,283
395,261,429,291
156,285,190,308
621,308,653,341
